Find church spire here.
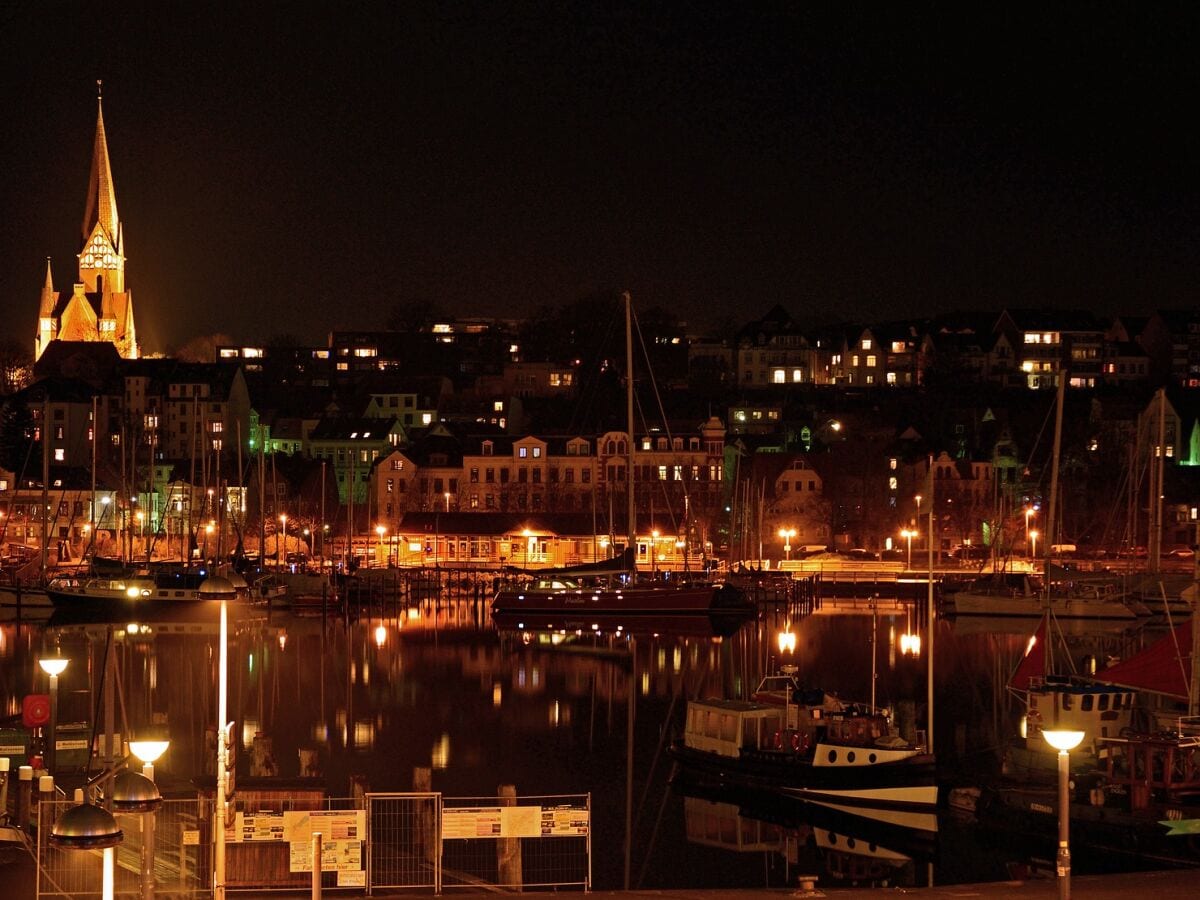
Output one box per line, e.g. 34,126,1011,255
38,257,55,317
82,80,120,247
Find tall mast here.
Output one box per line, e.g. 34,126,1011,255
623,292,636,562
1151,387,1166,571
1045,373,1065,559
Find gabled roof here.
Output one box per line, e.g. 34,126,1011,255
308,416,401,442
998,308,1105,333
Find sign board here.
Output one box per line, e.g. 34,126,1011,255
55,739,89,752
288,838,362,873
443,805,588,839
182,830,200,846
337,870,366,887
282,809,364,843
236,812,286,842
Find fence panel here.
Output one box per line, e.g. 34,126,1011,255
440,793,589,891
36,798,211,899
365,792,441,892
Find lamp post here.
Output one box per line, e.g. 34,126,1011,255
444,491,451,513
1025,507,1035,555
778,527,796,561
200,576,236,900
1030,529,1040,564
51,801,124,900
38,655,69,774
277,514,288,569
901,528,917,571
1043,729,1084,900
375,525,386,568
112,764,165,900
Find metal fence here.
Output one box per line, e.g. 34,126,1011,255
364,792,441,892
439,794,590,891
35,791,589,897
36,798,211,899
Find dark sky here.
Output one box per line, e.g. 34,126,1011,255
3,4,1199,354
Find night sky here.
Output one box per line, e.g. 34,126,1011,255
3,4,1199,354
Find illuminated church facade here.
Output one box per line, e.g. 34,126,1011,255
35,90,139,362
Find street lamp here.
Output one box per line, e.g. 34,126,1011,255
112,767,164,900
51,800,124,900
1025,507,1035,553
1030,529,1040,563
277,514,287,569
1043,729,1085,900
900,528,917,571
375,524,386,567
200,576,236,900
777,527,796,561
39,655,69,774
444,491,451,513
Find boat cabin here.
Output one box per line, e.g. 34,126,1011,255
684,699,784,757
1025,676,1136,757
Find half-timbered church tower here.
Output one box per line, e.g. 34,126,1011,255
35,87,139,361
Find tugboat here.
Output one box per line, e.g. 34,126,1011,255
669,666,936,811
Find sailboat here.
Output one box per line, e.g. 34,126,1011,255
947,376,1140,621
491,293,750,617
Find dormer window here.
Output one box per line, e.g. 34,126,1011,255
861,338,872,350
482,441,494,456
519,447,528,458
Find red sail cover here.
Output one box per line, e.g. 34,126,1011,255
1009,618,1047,691
1098,620,1192,700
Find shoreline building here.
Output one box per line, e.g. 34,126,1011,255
35,87,139,362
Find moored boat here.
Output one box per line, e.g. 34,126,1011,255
45,567,247,609
668,668,936,811
946,566,1139,620
492,573,749,615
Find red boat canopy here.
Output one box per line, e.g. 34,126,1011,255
1097,620,1192,700
1009,617,1047,692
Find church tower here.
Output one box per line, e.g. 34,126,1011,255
35,85,138,361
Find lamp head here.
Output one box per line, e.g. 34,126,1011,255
39,657,69,677
129,739,170,764
50,802,123,849
111,770,163,812
1042,729,1085,751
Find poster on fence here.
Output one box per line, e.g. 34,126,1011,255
236,812,286,842
442,805,587,839
281,809,365,843
540,806,589,835
288,838,362,873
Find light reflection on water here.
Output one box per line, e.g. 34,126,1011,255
0,598,1167,889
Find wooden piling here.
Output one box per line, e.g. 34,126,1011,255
17,765,33,830
413,766,437,866
496,784,522,891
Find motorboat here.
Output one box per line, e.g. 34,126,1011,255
668,667,936,811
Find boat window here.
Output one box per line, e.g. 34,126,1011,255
1098,694,1109,711
1061,694,1073,710
1081,696,1093,712
720,714,736,742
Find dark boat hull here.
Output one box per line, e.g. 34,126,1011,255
492,582,748,615
669,741,937,810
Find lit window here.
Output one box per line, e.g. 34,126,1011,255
773,369,786,384
851,355,859,367
891,341,906,352
354,347,378,358
54,448,65,461
888,476,898,490
422,413,432,425
792,369,803,382
866,355,876,367
519,447,528,458
532,447,541,458
493,400,504,412
658,466,668,480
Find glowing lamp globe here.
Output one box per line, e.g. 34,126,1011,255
39,657,69,677
1042,729,1085,752
50,803,123,849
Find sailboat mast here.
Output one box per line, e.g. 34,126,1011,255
1151,387,1166,568
624,292,636,564
1045,374,1065,557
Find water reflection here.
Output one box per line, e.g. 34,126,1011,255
0,595,1173,888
